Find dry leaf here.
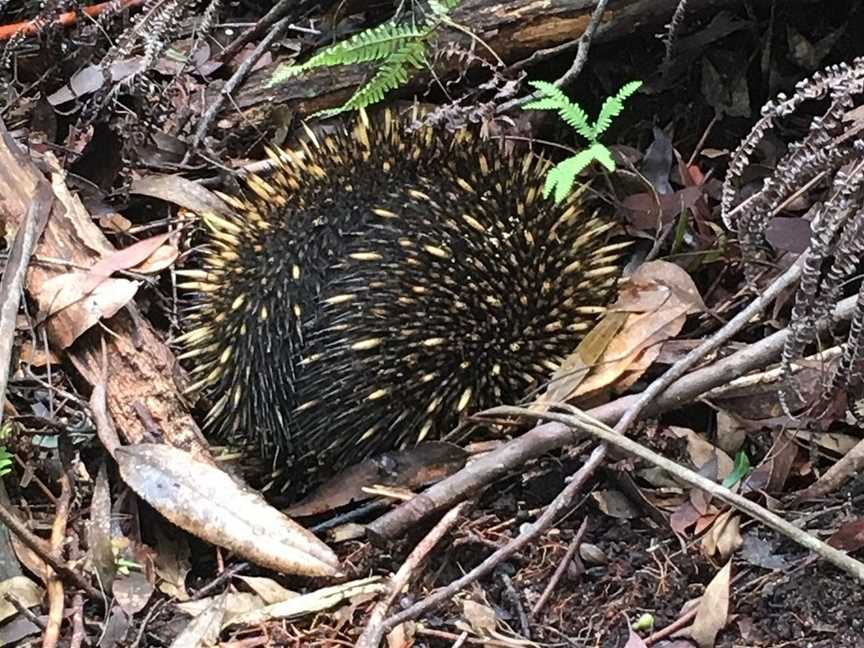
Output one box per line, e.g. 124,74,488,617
236,576,298,605
131,243,179,274
36,274,139,348
81,232,171,294
286,442,468,517
116,444,340,577
170,592,227,648
569,261,704,399
113,571,154,616
687,561,731,647
0,577,43,622
669,428,735,481
592,489,639,519
462,599,498,635
701,510,742,561
226,577,386,627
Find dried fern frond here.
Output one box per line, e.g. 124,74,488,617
722,57,864,414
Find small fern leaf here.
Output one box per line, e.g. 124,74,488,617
314,40,426,118
268,22,427,86
428,0,459,17
592,80,642,138
545,150,594,203
587,142,616,172
523,80,594,141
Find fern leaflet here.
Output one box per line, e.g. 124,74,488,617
592,80,643,138
315,41,427,118
523,80,594,141
271,23,428,83
524,79,641,203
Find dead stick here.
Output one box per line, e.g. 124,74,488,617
0,0,143,41
530,517,588,618
487,405,864,583
376,444,607,639
356,501,471,648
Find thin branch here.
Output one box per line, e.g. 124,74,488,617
356,501,472,648
497,0,611,114
378,444,607,636
188,15,296,155
485,405,864,583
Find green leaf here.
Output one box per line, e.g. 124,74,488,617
523,80,594,141
267,22,428,86
313,40,427,118
592,80,642,137
722,451,751,489
0,446,12,478
545,150,594,203
589,142,616,172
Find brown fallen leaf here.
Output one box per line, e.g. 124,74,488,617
226,577,386,627
115,444,340,577
686,560,731,648
36,273,139,348
81,232,171,295
828,518,864,553
548,260,704,402
701,510,742,561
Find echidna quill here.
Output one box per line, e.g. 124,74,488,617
176,110,628,470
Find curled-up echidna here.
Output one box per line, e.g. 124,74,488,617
177,111,628,469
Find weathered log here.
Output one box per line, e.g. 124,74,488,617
223,0,804,120
0,124,210,458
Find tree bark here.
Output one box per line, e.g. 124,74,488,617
223,0,807,119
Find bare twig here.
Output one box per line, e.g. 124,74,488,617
189,15,295,155
0,190,53,431
43,438,75,648
376,444,607,638
357,501,472,648
497,0,611,114
530,517,588,618
486,404,864,582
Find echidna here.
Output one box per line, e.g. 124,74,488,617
177,110,627,469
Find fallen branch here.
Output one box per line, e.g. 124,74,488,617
378,446,606,639
356,501,472,648
485,405,864,583
0,0,143,41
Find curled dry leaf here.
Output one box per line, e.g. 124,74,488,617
0,577,43,622
701,510,742,561
226,576,387,627
115,444,340,577
549,260,704,402
686,560,731,648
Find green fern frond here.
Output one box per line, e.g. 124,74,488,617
428,0,460,16
0,446,12,478
592,80,643,138
544,144,617,203
523,80,594,141
314,41,427,118
269,22,428,86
